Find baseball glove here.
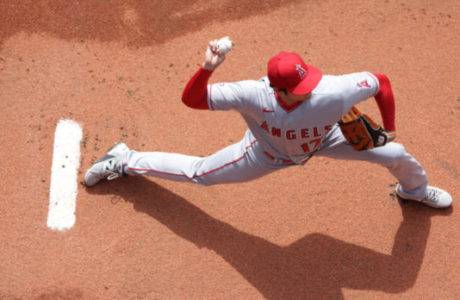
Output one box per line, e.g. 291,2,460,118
339,106,394,151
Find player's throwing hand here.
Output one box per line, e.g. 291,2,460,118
203,39,228,71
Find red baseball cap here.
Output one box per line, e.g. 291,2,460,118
267,51,322,95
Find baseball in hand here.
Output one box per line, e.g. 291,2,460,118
216,36,233,55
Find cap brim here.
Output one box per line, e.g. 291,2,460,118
289,65,323,95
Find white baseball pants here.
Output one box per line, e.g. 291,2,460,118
124,126,428,199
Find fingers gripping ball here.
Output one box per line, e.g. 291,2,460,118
216,36,233,55
339,106,394,151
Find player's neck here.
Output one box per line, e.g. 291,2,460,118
278,92,311,105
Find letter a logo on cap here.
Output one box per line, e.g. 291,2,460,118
267,51,322,95
295,64,307,79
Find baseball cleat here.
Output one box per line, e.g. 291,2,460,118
395,184,452,209
84,142,130,187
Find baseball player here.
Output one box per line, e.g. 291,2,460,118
85,38,452,208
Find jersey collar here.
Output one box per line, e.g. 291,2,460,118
275,92,304,112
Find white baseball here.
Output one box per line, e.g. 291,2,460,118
216,36,233,55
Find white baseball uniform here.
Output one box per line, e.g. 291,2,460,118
124,72,428,199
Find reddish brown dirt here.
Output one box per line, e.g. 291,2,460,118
1,1,459,299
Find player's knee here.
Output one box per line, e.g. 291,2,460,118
189,159,214,186
385,143,407,167
390,143,406,158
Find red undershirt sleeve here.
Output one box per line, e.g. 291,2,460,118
373,73,396,131
181,67,213,110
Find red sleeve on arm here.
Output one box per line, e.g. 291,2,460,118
373,73,396,131
181,67,213,110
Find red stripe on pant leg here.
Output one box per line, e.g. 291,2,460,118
128,140,258,180
195,155,246,178
194,140,257,178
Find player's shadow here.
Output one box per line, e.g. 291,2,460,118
87,177,452,299
0,0,302,48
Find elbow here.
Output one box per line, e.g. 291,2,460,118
373,73,392,90
373,73,394,100
181,94,209,110
181,91,196,108
181,93,192,107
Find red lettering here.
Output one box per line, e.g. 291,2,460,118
301,143,310,153
260,121,269,133
324,124,332,133
300,128,310,138
286,130,297,140
310,138,322,150
301,138,322,153
313,127,320,137
271,127,281,137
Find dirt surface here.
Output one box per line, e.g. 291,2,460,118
1,0,459,299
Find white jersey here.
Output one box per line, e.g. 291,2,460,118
207,72,379,164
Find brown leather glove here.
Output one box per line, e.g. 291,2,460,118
339,106,395,151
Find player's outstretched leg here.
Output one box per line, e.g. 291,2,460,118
317,126,452,209
122,137,282,186
84,142,130,187
84,133,284,187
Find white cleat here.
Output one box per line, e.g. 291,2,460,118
396,184,452,209
84,142,130,187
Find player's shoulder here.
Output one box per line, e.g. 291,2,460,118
314,71,378,95
311,74,342,96
258,76,272,88
319,71,377,85
238,77,271,90
218,78,268,91
237,77,273,95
